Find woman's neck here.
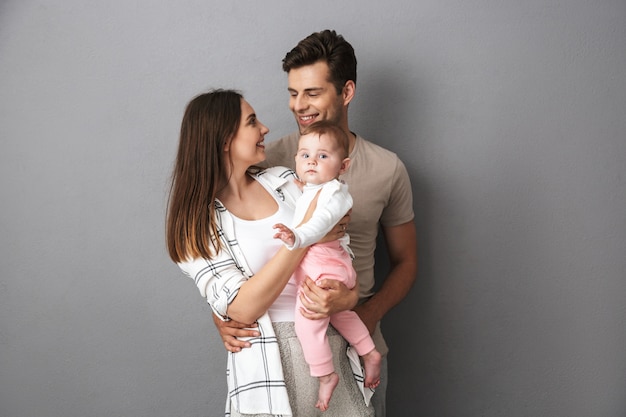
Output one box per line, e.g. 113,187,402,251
218,168,252,201
217,167,279,220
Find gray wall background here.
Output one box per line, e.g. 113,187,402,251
1,1,625,416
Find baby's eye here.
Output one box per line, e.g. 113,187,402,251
319,154,328,159
300,153,309,159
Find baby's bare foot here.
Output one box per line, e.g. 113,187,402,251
362,349,382,388
315,372,339,412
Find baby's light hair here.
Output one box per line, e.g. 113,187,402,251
300,120,350,158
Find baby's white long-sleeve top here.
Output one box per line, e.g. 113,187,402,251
288,179,353,249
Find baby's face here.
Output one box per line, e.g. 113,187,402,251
295,133,346,184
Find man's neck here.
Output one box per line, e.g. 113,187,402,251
347,130,357,154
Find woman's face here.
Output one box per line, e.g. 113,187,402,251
226,99,269,167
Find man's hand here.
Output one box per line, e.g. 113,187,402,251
298,276,358,319
212,313,259,353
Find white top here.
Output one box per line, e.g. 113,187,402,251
231,202,297,322
288,179,353,254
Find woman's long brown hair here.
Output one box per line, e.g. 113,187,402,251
166,89,242,263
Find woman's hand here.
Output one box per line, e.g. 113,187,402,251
318,209,351,243
212,313,259,353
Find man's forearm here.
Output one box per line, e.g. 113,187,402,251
356,221,418,332
359,260,416,323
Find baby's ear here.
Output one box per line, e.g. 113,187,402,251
339,157,351,175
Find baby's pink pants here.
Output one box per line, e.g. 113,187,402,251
294,241,376,377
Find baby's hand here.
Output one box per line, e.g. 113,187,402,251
273,223,296,246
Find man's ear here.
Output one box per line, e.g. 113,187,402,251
342,80,356,106
339,157,351,175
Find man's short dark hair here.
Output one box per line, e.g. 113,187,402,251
282,29,357,94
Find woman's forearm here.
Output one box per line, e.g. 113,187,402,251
226,246,307,323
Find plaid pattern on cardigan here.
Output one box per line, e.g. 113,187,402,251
179,167,299,415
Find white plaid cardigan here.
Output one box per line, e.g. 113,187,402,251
178,167,298,415
178,167,372,416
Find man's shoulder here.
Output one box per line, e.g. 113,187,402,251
264,131,299,170
267,131,299,150
355,134,403,165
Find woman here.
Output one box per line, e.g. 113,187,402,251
166,89,374,416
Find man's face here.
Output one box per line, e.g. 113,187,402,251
287,61,346,133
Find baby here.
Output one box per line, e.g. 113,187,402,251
273,120,381,411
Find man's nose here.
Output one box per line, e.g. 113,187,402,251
293,95,308,111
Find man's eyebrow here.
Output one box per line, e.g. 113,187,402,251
288,87,324,93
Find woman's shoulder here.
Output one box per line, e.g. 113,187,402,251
248,166,296,185
249,165,301,206
249,165,297,180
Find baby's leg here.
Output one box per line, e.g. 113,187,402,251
316,372,339,412
361,348,382,388
330,309,382,388
295,293,334,376
296,299,339,410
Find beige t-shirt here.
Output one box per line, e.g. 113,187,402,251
263,132,415,354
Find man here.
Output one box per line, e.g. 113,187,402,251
214,30,417,416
